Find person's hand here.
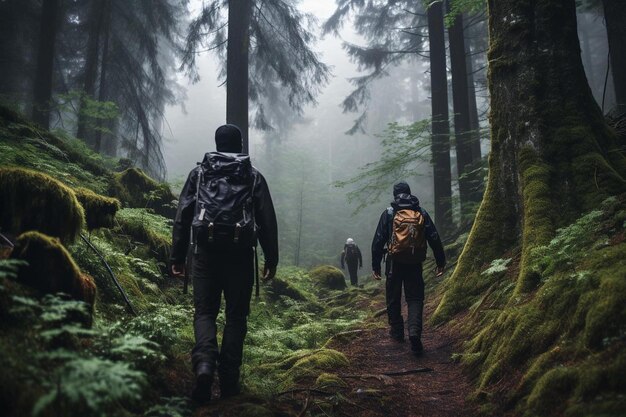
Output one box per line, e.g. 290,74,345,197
435,266,445,277
171,263,185,278
262,264,276,282
372,271,382,281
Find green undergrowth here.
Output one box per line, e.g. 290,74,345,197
453,195,626,416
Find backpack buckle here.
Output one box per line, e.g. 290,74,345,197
234,223,241,243
208,222,214,242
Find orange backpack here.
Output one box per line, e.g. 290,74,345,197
388,209,426,264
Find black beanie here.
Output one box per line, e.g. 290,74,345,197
215,124,243,153
393,181,411,196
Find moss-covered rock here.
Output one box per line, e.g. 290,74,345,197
267,277,309,301
74,187,121,230
315,372,348,388
283,348,349,384
0,167,85,243
9,231,96,310
110,168,176,217
114,208,171,262
310,265,346,290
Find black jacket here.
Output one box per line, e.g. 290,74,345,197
371,193,445,274
170,153,279,268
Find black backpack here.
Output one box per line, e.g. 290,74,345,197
192,152,257,247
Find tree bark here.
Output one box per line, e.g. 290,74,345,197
94,0,112,154
434,0,626,321
602,0,626,113
465,20,482,165
427,1,453,234
448,6,481,212
76,0,105,142
226,0,251,154
32,0,61,129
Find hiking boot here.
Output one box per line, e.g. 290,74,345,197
410,336,423,356
192,362,214,404
389,329,405,343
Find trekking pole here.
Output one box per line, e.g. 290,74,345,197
80,233,137,316
254,245,260,297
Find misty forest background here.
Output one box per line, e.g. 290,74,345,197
0,0,625,416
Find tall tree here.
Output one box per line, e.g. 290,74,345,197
428,1,453,233
183,0,330,154
435,0,626,320
32,0,61,128
226,0,252,153
602,0,626,113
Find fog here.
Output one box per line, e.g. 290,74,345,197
162,1,440,271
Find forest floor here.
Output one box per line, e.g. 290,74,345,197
323,297,477,417
193,289,477,417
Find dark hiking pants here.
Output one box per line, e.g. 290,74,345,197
385,262,424,339
191,244,254,382
347,261,359,286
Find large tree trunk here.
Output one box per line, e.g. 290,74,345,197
32,0,60,129
602,0,626,113
434,0,626,321
427,1,453,234
76,0,105,143
226,0,251,154
465,20,482,166
448,5,481,213
94,0,112,154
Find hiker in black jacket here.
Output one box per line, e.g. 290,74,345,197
371,181,445,355
170,124,278,403
341,238,362,286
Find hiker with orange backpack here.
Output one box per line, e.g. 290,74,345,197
371,181,445,355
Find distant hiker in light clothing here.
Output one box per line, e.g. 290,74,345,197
371,181,445,355
341,238,362,286
170,124,279,403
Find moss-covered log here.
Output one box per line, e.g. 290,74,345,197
74,187,121,230
110,168,176,217
434,0,626,322
0,167,85,243
9,231,96,310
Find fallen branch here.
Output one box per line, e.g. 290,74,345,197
373,307,387,317
340,368,433,382
80,234,137,316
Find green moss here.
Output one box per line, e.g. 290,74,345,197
9,231,95,308
110,168,176,217
114,208,171,262
0,167,85,243
517,147,556,293
315,372,348,388
526,367,579,416
267,277,309,301
309,265,346,290
282,348,349,386
74,187,121,231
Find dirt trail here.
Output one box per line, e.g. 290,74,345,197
326,299,477,417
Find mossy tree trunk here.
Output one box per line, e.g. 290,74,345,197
434,0,626,322
32,0,60,129
226,0,251,154
447,4,482,213
427,1,454,235
76,0,106,144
